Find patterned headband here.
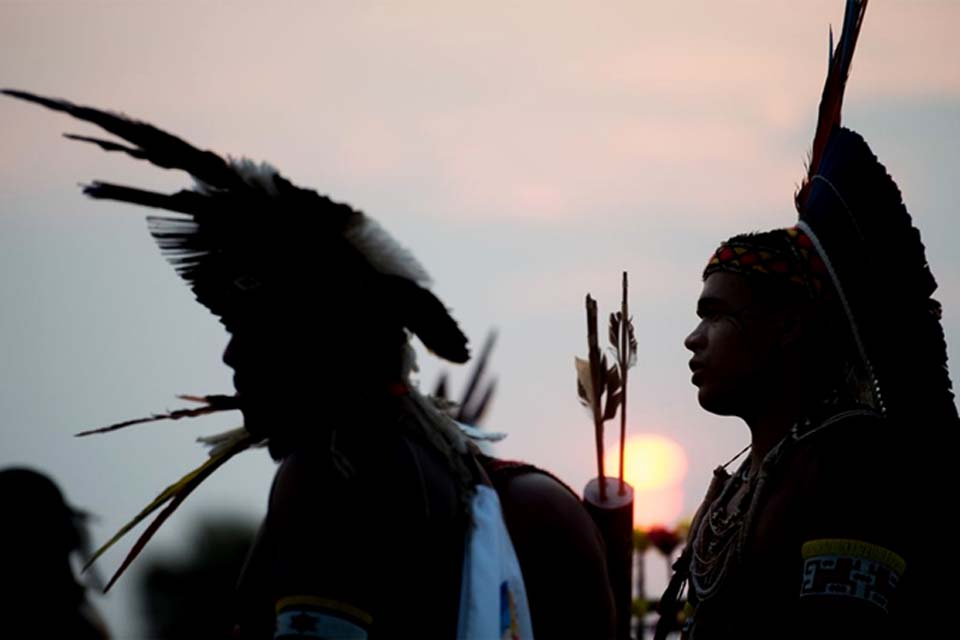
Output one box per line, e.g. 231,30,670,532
703,226,829,300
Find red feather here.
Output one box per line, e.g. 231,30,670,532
798,0,869,208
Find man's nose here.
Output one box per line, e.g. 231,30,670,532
684,323,706,352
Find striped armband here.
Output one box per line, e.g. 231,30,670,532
275,596,372,639
800,539,906,613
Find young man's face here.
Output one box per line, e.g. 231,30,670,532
221,315,315,436
221,328,272,436
684,272,787,417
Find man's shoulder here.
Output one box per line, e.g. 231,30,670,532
270,431,465,527
478,457,616,639
778,408,910,549
497,467,588,527
748,408,904,548
791,407,894,483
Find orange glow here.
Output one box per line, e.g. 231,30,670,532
605,433,688,491
605,433,689,527
633,486,685,528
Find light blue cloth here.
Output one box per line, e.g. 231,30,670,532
456,485,534,640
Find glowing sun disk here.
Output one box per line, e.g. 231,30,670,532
604,433,688,491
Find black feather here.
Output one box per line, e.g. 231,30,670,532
82,182,214,216
463,379,496,425
800,127,956,424
458,331,496,411
2,89,242,188
5,88,468,362
386,276,470,364
433,374,450,400
63,133,149,160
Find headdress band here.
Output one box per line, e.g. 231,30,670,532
703,226,829,300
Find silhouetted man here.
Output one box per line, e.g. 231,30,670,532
4,88,616,638
0,467,110,639
657,2,955,638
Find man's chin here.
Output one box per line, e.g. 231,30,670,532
696,387,740,417
238,404,268,439
239,400,302,440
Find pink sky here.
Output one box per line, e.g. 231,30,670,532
2,1,958,634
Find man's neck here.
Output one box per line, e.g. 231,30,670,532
743,389,812,470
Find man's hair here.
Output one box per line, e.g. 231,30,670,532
703,227,828,302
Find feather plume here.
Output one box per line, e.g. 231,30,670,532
433,373,450,401
75,395,240,436
386,275,470,363
575,356,595,408
457,331,497,424
456,422,507,442
196,426,267,458
465,379,497,426
603,364,622,422
2,88,470,363
63,133,149,159
796,0,868,208
800,128,957,422
345,217,432,285
791,0,955,424
220,157,281,196
86,432,257,591
1,89,243,188
432,331,497,426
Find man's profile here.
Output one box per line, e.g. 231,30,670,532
657,1,955,638
2,86,616,638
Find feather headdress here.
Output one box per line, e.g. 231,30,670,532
1,89,469,363
790,0,956,423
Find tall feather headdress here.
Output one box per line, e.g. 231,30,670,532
791,0,956,423
1,89,469,362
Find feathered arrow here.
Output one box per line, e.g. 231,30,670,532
576,274,637,502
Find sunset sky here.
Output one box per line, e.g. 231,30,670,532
2,1,958,635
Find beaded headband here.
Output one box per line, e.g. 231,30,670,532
703,226,829,300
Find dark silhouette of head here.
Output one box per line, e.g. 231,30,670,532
685,228,859,421
0,467,109,638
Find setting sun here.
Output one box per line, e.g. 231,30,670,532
604,433,689,526
605,433,688,491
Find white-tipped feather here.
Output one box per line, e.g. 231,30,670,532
197,427,266,457
408,385,470,455
345,217,432,285
229,157,281,195
192,156,281,195
194,156,432,286
401,339,420,379
456,422,507,442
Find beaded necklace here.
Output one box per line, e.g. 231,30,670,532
688,406,875,604
689,449,756,602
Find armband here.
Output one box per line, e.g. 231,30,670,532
800,539,906,612
275,596,372,639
